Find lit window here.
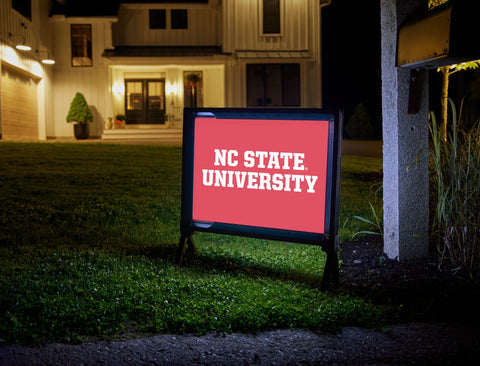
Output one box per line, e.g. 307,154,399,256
171,9,188,29
71,25,92,67
150,9,166,29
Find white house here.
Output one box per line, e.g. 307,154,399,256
0,0,330,141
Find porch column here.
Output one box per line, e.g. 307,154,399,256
381,0,429,260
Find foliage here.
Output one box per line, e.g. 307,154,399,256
437,61,480,141
66,92,93,124
339,156,383,240
429,99,480,279
345,103,374,140
0,144,385,344
184,72,202,87
428,0,449,10
352,200,383,239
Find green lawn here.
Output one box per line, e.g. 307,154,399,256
0,142,383,344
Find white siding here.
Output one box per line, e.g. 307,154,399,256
0,0,54,140
222,0,324,108
113,5,220,46
223,0,311,52
203,67,225,107
51,20,112,137
0,0,36,52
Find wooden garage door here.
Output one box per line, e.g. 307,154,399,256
1,65,38,140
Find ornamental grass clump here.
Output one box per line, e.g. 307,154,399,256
429,98,480,280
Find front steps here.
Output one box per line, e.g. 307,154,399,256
102,126,183,143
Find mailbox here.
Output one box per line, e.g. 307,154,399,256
397,1,480,68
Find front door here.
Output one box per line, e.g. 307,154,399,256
125,79,165,124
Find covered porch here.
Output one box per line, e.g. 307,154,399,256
101,48,227,141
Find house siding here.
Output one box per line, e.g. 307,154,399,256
0,0,54,140
113,4,221,46
1,0,327,140
223,0,323,108
51,19,114,137
223,0,311,52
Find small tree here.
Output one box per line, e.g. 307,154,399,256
66,92,93,124
437,61,480,141
345,103,374,140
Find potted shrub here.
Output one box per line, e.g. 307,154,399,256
66,92,93,139
115,114,126,128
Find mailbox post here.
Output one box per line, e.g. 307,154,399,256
381,0,479,261
381,0,430,261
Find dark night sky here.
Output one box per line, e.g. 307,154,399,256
322,0,382,139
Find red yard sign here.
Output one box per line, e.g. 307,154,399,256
192,117,330,234
178,108,342,289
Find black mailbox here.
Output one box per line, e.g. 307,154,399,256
397,1,480,68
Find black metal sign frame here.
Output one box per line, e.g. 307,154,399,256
177,108,342,290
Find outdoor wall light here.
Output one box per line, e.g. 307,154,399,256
16,42,31,51
9,32,32,51
166,82,178,96
37,50,55,65
112,82,125,95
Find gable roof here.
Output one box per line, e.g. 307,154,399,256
50,0,209,17
119,1,208,3
51,0,120,17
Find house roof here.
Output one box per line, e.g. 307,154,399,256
51,0,120,17
102,46,225,58
119,1,208,3
51,0,208,17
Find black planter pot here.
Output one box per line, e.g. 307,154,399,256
74,123,89,140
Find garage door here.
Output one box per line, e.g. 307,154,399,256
1,64,38,140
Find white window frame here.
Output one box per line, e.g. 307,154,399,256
259,0,284,37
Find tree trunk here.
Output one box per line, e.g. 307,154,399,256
440,67,450,141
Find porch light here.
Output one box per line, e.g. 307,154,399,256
166,82,178,95
112,82,125,95
37,50,55,64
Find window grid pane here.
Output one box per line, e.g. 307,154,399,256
171,9,188,29
246,64,300,107
263,0,280,34
148,81,165,111
149,9,166,29
71,24,92,67
126,81,143,111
